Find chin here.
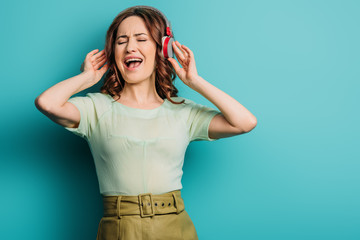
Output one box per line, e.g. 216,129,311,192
124,74,153,83
121,71,155,84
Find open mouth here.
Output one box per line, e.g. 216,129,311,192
124,58,143,70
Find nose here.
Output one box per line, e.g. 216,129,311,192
126,38,137,53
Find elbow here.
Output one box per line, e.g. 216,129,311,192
34,96,41,109
34,96,42,110
243,117,257,133
34,96,51,113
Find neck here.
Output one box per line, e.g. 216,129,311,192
119,72,163,104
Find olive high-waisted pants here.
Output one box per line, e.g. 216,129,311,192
96,189,199,240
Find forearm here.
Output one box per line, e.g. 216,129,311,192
35,71,95,111
190,76,257,132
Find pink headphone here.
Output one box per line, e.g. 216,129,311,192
120,5,175,59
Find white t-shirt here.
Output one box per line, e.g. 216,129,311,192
64,92,221,196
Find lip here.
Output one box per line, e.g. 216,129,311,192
124,55,143,62
123,59,143,71
123,55,143,71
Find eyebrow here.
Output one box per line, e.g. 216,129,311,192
116,33,147,40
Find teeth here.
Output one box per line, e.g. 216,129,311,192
125,58,143,63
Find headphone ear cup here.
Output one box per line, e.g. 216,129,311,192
161,36,174,59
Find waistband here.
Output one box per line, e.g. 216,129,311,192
101,190,185,218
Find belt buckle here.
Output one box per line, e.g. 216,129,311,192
138,193,155,217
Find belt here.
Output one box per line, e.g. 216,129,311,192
102,190,185,218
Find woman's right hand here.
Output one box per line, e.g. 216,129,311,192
80,49,109,84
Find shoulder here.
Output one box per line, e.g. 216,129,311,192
85,92,112,105
165,97,206,120
86,92,110,101
167,96,196,108
83,92,112,114
167,96,210,111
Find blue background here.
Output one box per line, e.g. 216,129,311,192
1,0,359,239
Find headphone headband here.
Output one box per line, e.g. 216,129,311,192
121,5,173,37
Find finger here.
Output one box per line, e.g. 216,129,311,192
180,46,189,59
94,50,105,59
99,62,109,74
90,50,105,62
91,52,106,63
102,63,109,74
167,57,182,73
172,41,185,61
176,42,187,60
95,54,106,63
176,41,189,58
180,44,194,59
96,49,106,56
87,49,99,58
176,41,189,59
94,57,107,70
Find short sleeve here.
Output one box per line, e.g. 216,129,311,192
64,95,96,140
186,100,222,142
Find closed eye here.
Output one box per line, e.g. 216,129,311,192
117,40,147,45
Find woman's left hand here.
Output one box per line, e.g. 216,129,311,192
167,41,199,88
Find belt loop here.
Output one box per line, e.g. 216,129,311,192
171,192,181,214
138,193,155,217
117,196,122,219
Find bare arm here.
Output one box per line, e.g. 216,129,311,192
168,41,257,140
35,49,109,128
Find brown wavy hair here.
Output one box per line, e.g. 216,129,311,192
100,6,184,105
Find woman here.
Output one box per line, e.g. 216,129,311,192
35,5,257,240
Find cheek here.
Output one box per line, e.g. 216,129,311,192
147,50,157,66
144,43,157,61
114,50,124,68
